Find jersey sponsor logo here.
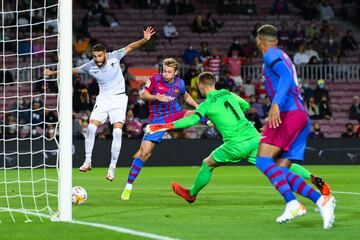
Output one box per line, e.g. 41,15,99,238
174,88,179,94
156,93,175,101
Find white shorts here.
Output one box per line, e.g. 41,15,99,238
90,94,128,124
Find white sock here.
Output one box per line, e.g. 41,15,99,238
316,195,324,208
287,200,300,209
85,123,97,162
125,183,133,190
110,128,122,168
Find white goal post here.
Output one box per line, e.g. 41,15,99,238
58,0,73,222
0,0,72,222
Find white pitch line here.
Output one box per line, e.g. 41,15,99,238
332,191,360,195
69,220,179,240
2,186,360,195
0,208,179,240
82,186,360,195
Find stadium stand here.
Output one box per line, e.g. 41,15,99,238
2,0,359,139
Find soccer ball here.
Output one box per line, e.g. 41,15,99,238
72,186,87,205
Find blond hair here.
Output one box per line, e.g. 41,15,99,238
163,58,179,70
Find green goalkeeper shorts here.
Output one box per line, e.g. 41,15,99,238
211,136,260,165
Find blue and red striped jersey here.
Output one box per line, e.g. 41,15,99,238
144,73,186,123
262,47,306,112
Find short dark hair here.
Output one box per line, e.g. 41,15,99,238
198,72,216,86
257,24,278,38
92,44,106,52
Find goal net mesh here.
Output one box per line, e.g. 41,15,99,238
0,0,60,222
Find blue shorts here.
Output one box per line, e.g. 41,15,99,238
143,111,187,144
279,120,310,161
142,130,167,144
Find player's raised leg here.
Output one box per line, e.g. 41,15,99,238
173,137,260,203
121,140,156,200
106,94,128,181
79,119,101,172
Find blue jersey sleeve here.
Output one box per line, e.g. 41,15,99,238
180,79,186,95
264,48,293,106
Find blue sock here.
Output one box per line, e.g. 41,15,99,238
256,156,296,203
282,167,321,204
126,158,145,185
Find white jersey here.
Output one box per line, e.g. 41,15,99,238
77,48,126,96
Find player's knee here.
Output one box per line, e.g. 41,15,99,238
139,152,150,161
139,148,151,161
113,122,124,129
203,158,216,168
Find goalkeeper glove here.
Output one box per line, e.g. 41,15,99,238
145,123,174,134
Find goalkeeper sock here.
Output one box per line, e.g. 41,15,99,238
85,123,97,162
289,163,311,181
110,128,122,168
189,161,213,196
126,157,145,186
281,167,321,204
256,156,296,203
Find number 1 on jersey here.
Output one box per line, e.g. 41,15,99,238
224,100,240,120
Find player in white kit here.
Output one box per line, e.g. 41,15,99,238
44,27,156,181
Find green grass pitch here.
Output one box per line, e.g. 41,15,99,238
1,165,360,239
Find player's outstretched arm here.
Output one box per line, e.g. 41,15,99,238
146,113,202,134
124,26,156,54
43,68,78,77
183,91,198,108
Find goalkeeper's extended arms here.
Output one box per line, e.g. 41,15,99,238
146,113,202,134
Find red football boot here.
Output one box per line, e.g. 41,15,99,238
171,182,196,203
311,175,331,195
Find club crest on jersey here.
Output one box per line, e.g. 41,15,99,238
145,79,151,88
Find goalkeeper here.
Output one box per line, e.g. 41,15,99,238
147,72,330,203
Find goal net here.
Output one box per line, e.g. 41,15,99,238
0,0,72,222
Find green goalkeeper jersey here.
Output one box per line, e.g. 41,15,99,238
173,89,260,143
